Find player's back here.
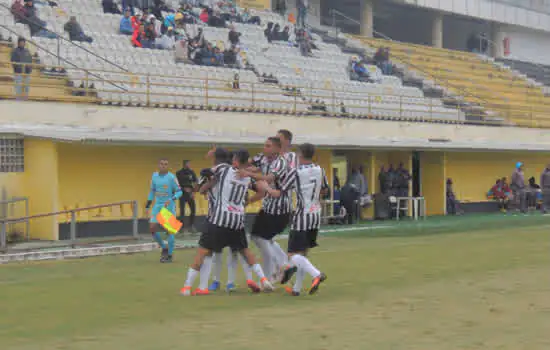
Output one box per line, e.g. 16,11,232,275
295,164,326,214
209,165,250,230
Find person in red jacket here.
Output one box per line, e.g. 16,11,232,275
132,24,145,47
199,8,208,23
490,178,511,212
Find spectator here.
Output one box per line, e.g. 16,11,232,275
175,37,190,63
228,25,241,46
223,45,237,66
122,0,136,15
527,176,541,209
351,57,371,82
144,22,157,42
64,16,93,43
511,162,527,213
489,179,511,213
297,29,312,56
274,0,286,16
271,23,282,40
151,0,171,20
102,0,121,14
374,47,392,75
340,181,360,224
297,0,308,28
132,24,146,47
119,9,134,35
208,10,225,27
232,73,240,90
155,26,175,49
199,7,208,23
213,46,224,66
378,165,389,194
395,162,411,197
540,164,550,213
264,22,273,42
333,168,341,190
241,8,261,25
280,26,290,41
446,178,462,215
11,37,33,100
23,0,55,38
176,160,197,232
11,0,26,23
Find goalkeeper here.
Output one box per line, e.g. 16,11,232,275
146,158,183,263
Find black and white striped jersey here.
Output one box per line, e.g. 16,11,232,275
280,163,329,231
258,154,291,215
207,164,251,231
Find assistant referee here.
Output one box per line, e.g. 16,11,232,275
176,160,198,232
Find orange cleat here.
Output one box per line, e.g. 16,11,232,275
247,279,261,293
192,288,210,296
309,273,327,295
180,286,192,296
284,286,300,296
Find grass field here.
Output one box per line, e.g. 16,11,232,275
1,216,550,350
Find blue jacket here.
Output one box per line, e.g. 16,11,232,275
119,17,133,33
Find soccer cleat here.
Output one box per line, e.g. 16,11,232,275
180,286,192,296
309,273,327,295
225,282,236,292
209,280,221,291
279,265,298,284
246,279,261,293
162,255,173,263
159,248,169,263
192,288,210,296
284,286,300,296
260,277,274,292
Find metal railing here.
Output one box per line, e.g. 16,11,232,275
0,200,139,252
0,196,29,241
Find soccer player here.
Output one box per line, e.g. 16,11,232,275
244,137,291,282
260,143,328,295
277,129,298,169
145,159,183,263
181,148,273,296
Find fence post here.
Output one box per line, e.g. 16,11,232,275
146,73,150,107
132,200,139,240
70,211,77,248
56,36,61,66
1,221,6,252
25,197,29,241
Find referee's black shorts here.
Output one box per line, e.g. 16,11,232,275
287,229,319,253
250,210,290,240
199,222,248,253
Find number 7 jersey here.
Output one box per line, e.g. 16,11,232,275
280,163,329,232
208,164,251,231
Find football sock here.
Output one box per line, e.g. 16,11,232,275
291,254,321,278
211,252,223,282
153,232,165,249
167,234,175,256
184,267,199,287
239,255,253,280
271,241,288,266
251,263,266,279
252,236,273,278
198,256,213,290
293,268,305,293
227,251,237,285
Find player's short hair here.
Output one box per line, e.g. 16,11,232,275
267,136,282,149
277,129,293,143
159,158,168,163
225,151,234,164
183,159,190,166
233,149,250,165
214,148,229,164
298,143,315,160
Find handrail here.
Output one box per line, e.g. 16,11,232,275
327,9,498,109
0,2,128,73
0,27,127,92
7,60,550,126
0,200,139,250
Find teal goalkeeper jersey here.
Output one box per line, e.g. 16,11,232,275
147,172,183,204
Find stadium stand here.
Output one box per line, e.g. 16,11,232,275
0,0,463,122
350,35,550,127
496,58,550,88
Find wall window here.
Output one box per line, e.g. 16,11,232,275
0,136,24,173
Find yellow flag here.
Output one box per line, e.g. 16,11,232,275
156,208,182,234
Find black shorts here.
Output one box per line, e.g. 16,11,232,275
287,229,319,253
199,222,248,253
250,210,290,240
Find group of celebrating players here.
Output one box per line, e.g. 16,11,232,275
146,129,328,297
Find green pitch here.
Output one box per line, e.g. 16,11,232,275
1,214,550,350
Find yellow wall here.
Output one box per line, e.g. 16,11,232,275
446,151,550,202
24,139,60,240
421,151,446,215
